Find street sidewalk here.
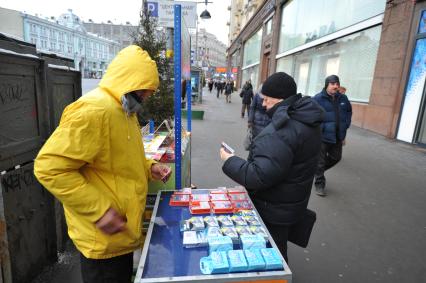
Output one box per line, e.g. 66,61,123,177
191,87,426,282
33,86,426,282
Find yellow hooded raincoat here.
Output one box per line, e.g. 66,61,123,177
34,45,159,259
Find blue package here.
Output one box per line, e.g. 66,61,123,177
200,251,229,274
240,234,266,250
227,250,248,272
208,235,233,254
244,249,265,271
260,248,283,270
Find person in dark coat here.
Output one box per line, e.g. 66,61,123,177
224,80,233,103
220,72,324,262
248,86,271,138
313,75,352,196
240,81,254,118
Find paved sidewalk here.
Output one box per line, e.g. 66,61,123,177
32,86,426,282
191,88,426,282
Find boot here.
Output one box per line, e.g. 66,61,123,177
315,184,326,196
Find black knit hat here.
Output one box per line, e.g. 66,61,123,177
261,72,297,99
324,75,340,89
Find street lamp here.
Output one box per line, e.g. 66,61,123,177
200,9,211,19
199,0,212,19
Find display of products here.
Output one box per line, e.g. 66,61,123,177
231,215,248,226
207,235,233,254
244,249,266,271
190,194,210,204
180,216,205,231
260,248,283,270
211,201,234,214
220,227,239,243
235,225,252,236
227,250,248,272
227,186,245,194
209,194,229,201
206,227,223,238
240,234,267,250
203,216,219,228
228,193,248,201
174,187,192,195
210,187,228,194
249,226,269,240
169,194,190,206
217,215,233,227
189,201,211,214
244,215,261,226
200,251,229,275
232,200,253,211
171,188,284,276
183,230,207,247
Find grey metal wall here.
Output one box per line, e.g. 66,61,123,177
0,33,82,283
0,163,56,283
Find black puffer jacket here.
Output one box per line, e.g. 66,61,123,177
222,94,324,225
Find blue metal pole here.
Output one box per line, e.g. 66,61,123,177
187,79,192,132
174,4,182,190
149,119,155,133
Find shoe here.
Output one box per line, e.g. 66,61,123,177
315,185,326,196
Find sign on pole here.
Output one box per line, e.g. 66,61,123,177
147,0,197,28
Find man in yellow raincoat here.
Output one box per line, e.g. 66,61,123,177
34,45,171,283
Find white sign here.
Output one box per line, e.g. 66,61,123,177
146,0,197,28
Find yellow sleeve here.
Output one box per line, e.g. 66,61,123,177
34,104,111,223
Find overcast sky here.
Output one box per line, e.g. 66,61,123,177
0,0,231,45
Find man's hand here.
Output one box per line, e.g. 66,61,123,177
151,163,172,183
248,122,253,128
220,147,234,161
95,207,126,235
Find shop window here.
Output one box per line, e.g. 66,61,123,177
276,25,381,101
278,0,385,53
242,29,262,67
242,65,259,91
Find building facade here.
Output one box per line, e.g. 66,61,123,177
190,28,227,77
228,0,264,46
83,21,138,50
227,0,426,146
0,7,121,78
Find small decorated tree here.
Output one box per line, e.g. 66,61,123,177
132,6,174,125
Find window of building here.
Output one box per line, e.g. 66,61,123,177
276,25,381,102
242,29,262,67
278,0,385,53
59,32,64,41
265,18,272,35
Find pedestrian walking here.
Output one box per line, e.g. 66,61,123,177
208,80,213,92
248,85,271,138
34,45,172,283
240,81,254,118
224,80,233,103
313,75,352,196
220,72,324,262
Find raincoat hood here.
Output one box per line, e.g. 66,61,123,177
99,45,159,101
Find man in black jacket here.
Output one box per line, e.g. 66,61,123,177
220,72,324,262
313,75,352,196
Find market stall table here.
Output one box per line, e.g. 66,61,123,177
134,190,292,283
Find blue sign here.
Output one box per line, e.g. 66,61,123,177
146,2,158,17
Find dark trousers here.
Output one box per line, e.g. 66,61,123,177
80,252,133,283
241,104,250,117
263,221,289,263
315,141,342,186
